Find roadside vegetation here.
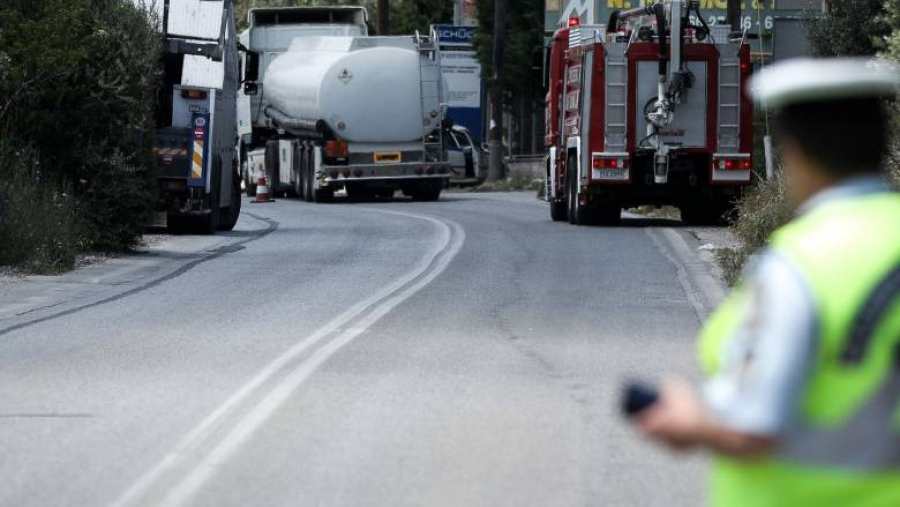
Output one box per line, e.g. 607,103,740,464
718,0,900,286
0,0,160,273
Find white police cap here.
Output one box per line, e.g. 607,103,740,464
751,58,899,108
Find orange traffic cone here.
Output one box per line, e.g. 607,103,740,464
251,174,275,203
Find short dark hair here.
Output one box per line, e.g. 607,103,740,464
774,98,888,176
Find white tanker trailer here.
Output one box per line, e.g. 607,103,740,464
237,6,450,202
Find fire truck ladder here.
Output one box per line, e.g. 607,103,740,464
605,56,629,153
416,30,444,160
717,57,742,152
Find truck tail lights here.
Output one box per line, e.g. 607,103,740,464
592,156,628,169
181,89,208,100
568,17,579,27
325,140,349,159
717,158,751,170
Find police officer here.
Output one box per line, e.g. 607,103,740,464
633,58,900,506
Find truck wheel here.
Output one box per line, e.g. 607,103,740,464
166,214,191,235
219,172,242,231
304,150,316,202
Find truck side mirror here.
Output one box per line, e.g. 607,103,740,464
244,51,260,83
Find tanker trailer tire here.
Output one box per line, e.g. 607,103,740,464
294,145,306,201
409,181,442,202
265,140,280,198
303,149,315,202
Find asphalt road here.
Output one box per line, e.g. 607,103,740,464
0,192,722,507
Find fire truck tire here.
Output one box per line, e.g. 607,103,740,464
550,199,567,222
679,201,725,226
566,158,593,225
596,203,622,226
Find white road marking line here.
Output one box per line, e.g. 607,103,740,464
161,219,465,507
109,210,465,507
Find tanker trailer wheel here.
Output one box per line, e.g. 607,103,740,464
303,150,315,202
265,140,280,197
410,181,442,202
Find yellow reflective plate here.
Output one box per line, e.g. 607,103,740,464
374,152,401,163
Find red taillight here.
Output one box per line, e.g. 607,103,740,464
593,157,626,169
353,169,363,177
568,16,580,27
329,170,339,179
181,89,208,99
740,61,751,73
415,168,424,175
725,159,735,169
342,170,351,178
325,140,349,159
741,159,752,170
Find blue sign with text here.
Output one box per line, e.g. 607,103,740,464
433,25,476,46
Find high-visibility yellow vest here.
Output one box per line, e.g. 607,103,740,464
699,192,900,507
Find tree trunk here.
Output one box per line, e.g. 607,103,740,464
726,0,741,34
488,0,508,181
377,0,390,35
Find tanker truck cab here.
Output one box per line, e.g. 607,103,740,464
155,0,242,234
237,6,450,202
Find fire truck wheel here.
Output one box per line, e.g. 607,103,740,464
597,204,622,226
679,201,724,226
550,199,567,222
566,158,592,225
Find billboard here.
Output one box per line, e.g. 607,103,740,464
545,0,812,59
434,26,484,143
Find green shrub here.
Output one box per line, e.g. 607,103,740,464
0,0,159,257
0,143,82,273
718,177,792,285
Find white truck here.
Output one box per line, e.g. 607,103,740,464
238,6,450,202
154,0,242,233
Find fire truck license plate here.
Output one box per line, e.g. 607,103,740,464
596,170,627,180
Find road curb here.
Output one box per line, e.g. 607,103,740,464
0,212,277,338
646,227,727,323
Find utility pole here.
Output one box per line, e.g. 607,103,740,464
377,0,390,35
726,0,741,35
488,0,508,181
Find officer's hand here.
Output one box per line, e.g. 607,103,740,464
635,378,708,451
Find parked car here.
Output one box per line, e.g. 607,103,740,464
446,125,485,185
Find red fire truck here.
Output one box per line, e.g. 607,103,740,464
545,0,753,225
